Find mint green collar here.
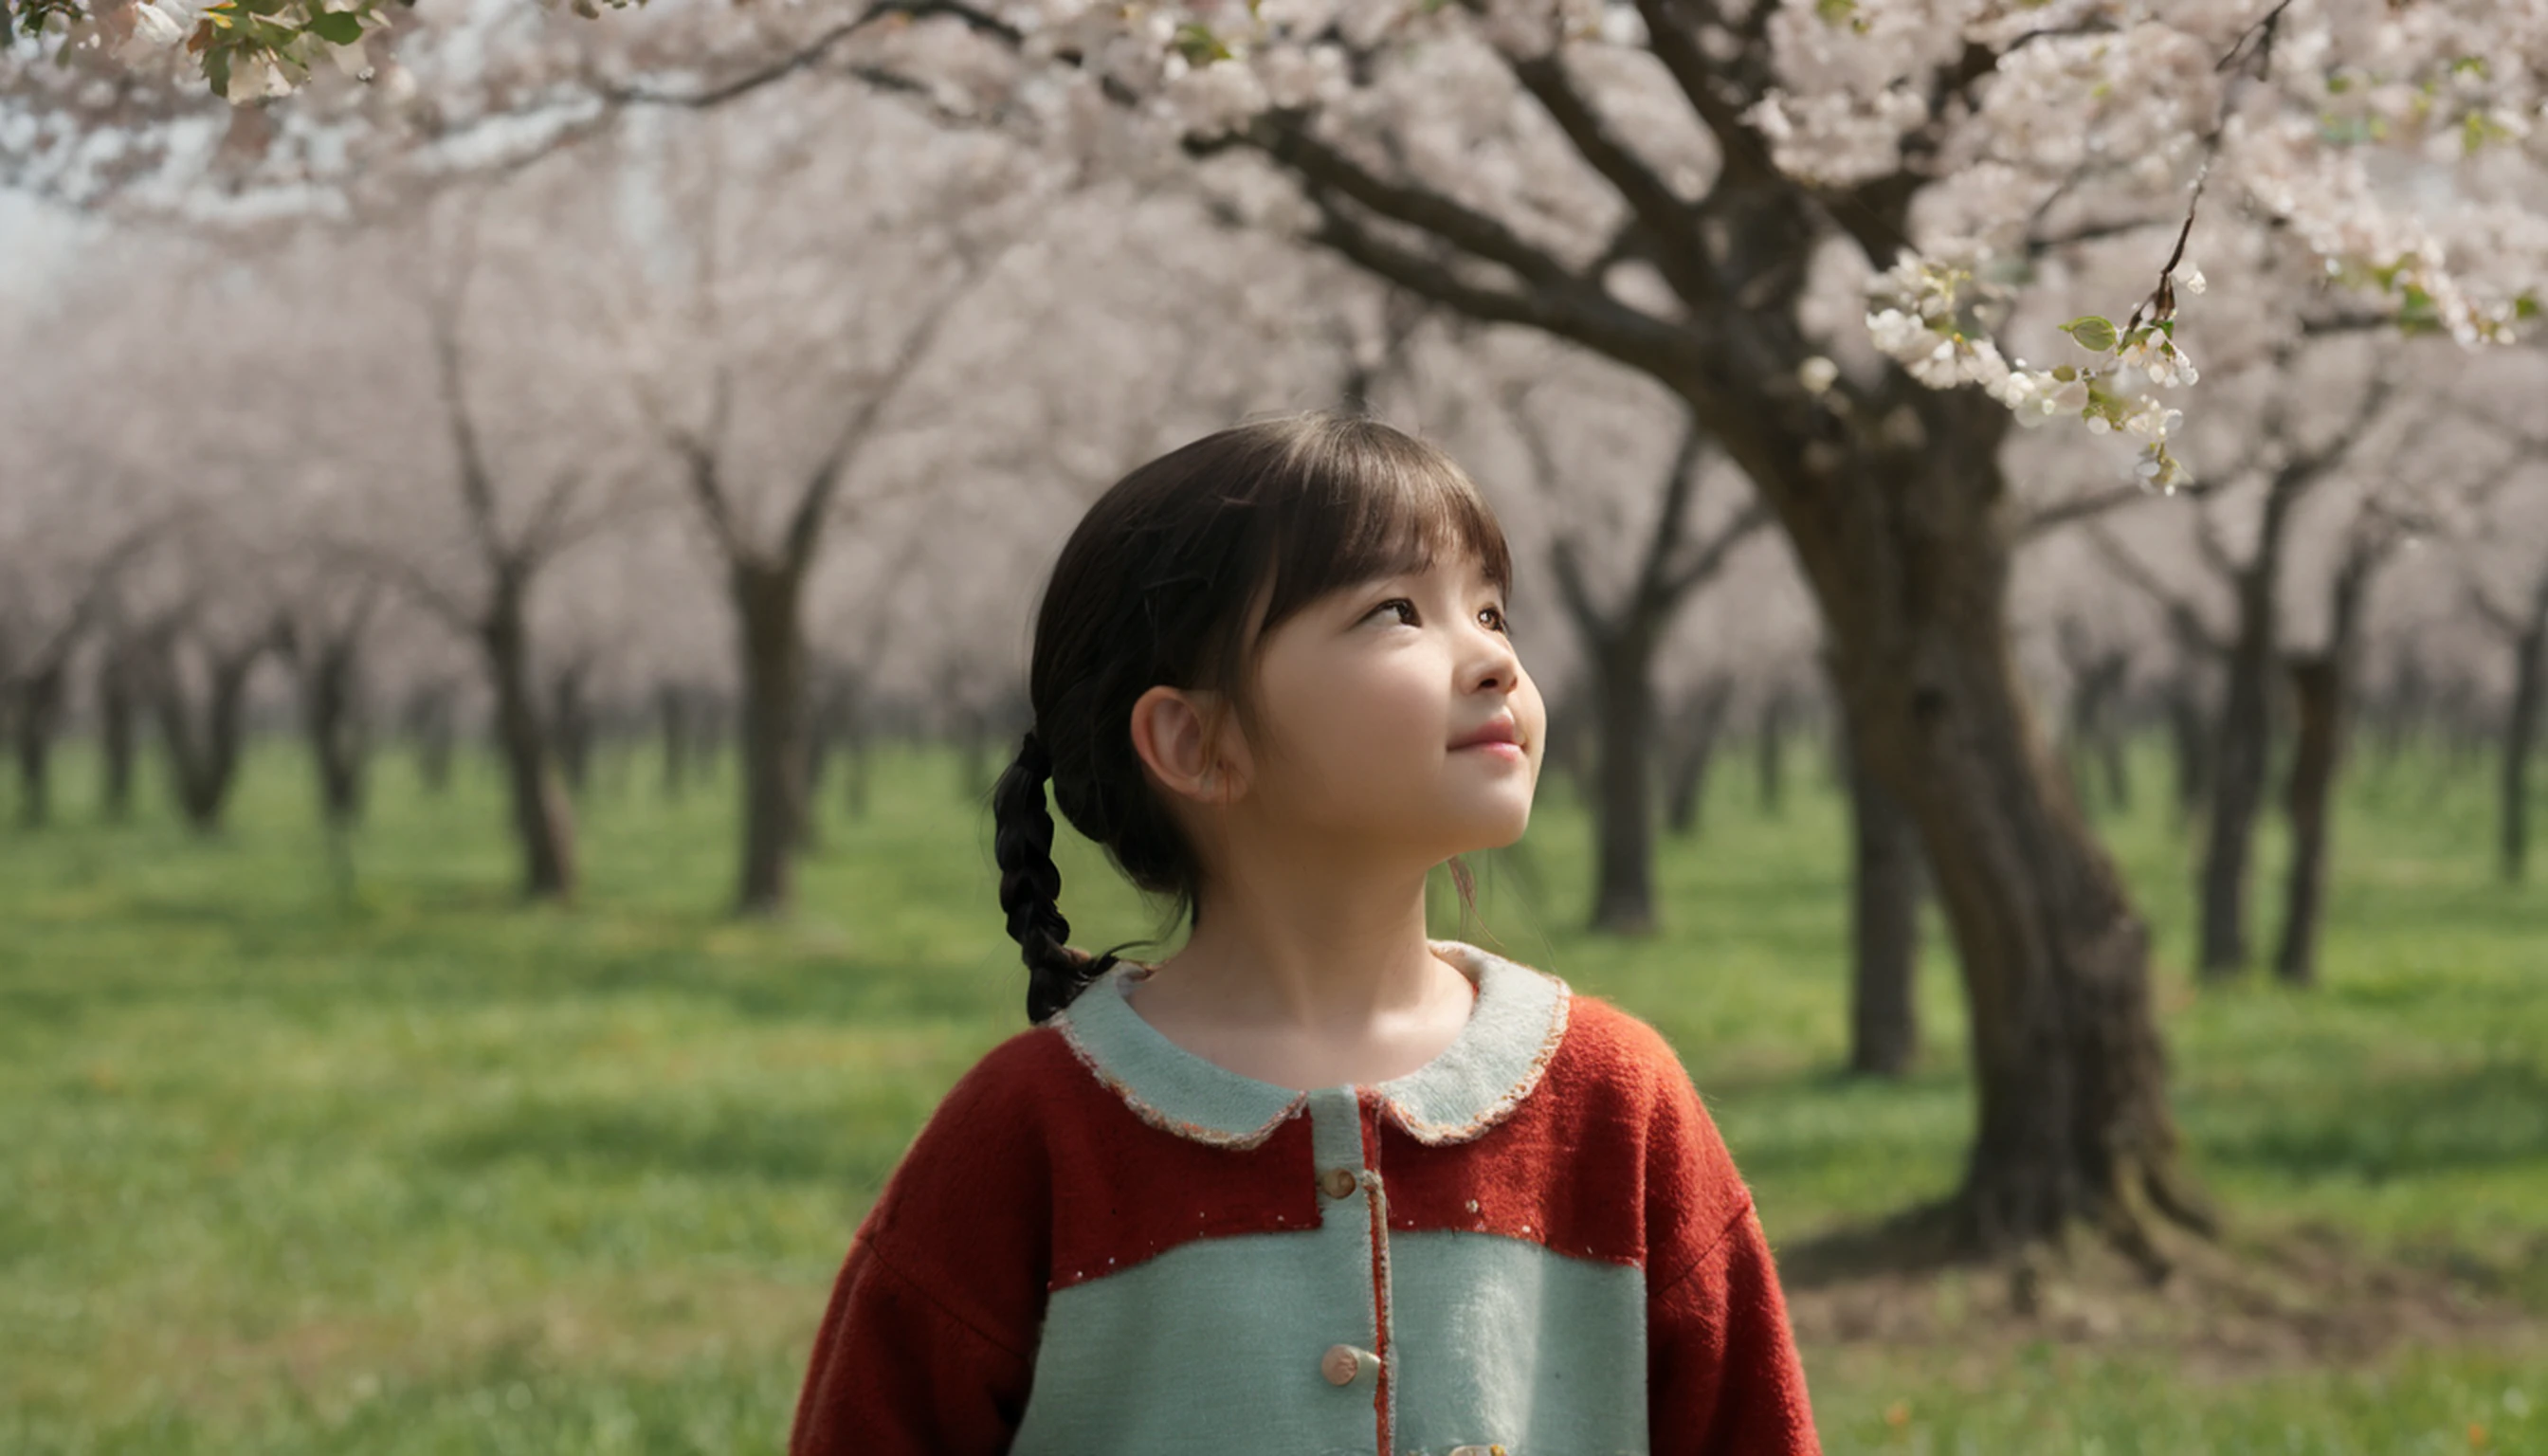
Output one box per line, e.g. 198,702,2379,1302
1049,939,1572,1150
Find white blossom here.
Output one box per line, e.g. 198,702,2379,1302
1162,58,1269,138
128,0,187,46
225,51,294,105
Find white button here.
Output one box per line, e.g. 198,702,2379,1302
1320,1342,1378,1387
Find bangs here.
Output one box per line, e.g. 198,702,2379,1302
1250,416,1514,645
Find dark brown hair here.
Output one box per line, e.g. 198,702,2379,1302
993,410,1515,1024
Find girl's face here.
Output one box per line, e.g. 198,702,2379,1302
1232,549,1545,863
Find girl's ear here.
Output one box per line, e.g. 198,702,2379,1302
1130,685,1249,806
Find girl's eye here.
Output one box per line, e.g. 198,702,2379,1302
1480,604,1510,634
1369,598,1419,627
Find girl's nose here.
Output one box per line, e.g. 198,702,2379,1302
1466,627,1521,695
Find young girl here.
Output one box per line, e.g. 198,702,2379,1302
788,411,1818,1455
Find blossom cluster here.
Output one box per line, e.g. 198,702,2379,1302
1862,252,2200,492
100,0,389,103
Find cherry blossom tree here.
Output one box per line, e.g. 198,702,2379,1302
580,92,1046,915
2084,344,2403,977
23,0,2548,1260
2081,333,2520,976
582,0,2542,1256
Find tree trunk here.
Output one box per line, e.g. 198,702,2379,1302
2198,486,2302,978
1585,628,1660,934
549,663,594,799
479,588,576,901
733,557,811,917
2062,649,2130,818
2275,541,2388,986
836,711,873,821
1756,694,1787,818
410,687,456,798
2101,725,2131,814
2273,655,2342,986
2166,679,2211,828
12,661,66,829
297,631,370,830
1734,385,2201,1256
658,682,695,801
2502,610,2547,884
1845,728,1923,1077
149,633,263,833
2378,658,2427,772
99,647,138,823
1664,680,1733,836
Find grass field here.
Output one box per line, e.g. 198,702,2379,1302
4,734,2542,1454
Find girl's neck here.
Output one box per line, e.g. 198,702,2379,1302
1142,857,1453,1041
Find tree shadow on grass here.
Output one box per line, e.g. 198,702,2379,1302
2188,1057,2548,1184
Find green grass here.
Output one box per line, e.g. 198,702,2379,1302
3,735,2542,1453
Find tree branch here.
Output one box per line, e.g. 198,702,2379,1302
597,1,1021,111
1486,34,1720,308
786,233,1011,573
1633,412,1712,610
2018,484,2155,542
2465,578,2525,642
425,251,514,579
1245,111,1578,292
1632,0,1782,196
673,367,745,562
2086,524,2227,658
1661,498,1770,600
317,535,477,636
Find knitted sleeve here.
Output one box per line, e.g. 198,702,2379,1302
788,1036,1053,1456
1640,1030,1821,1455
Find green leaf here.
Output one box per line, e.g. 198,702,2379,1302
1170,22,1230,64
2397,284,2441,336
206,48,231,98
2060,316,2118,353
307,10,362,45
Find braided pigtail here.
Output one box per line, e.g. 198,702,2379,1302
994,729,1119,1023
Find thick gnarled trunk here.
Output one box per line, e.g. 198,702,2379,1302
1726,385,2199,1255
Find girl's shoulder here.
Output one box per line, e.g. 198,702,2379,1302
1549,985,1713,1105
925,1021,1090,1128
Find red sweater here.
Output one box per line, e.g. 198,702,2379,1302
790,940,1819,1455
